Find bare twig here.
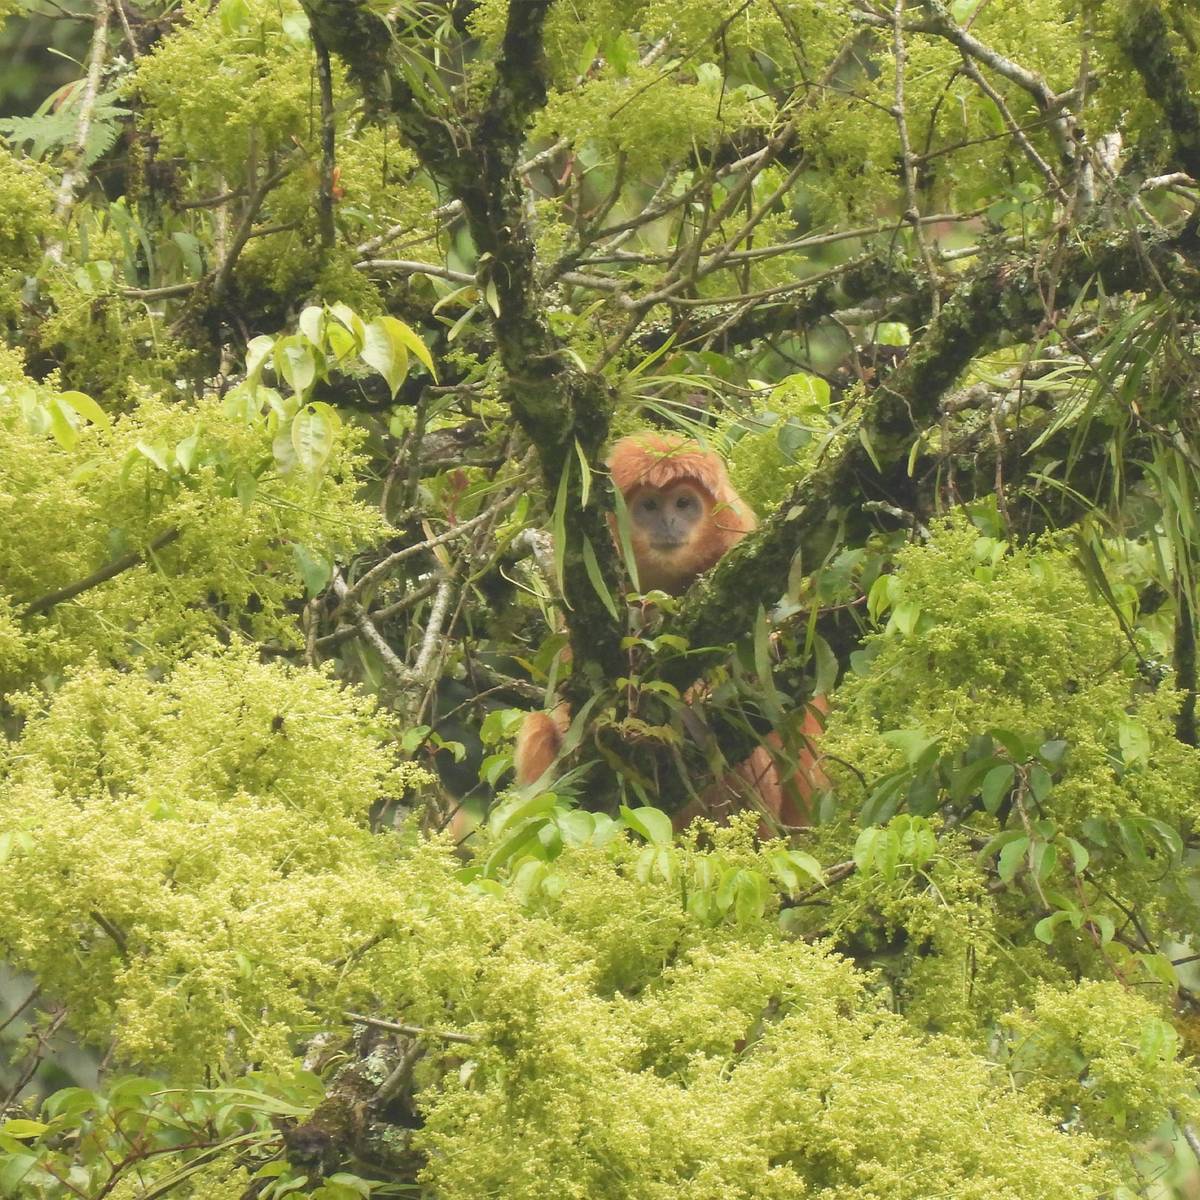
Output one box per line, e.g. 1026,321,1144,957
348,493,520,601
891,0,940,317
48,0,111,260
331,573,421,686
22,527,181,617
344,1011,477,1045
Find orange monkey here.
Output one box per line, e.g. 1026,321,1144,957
514,432,827,829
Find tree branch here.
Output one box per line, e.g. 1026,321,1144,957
667,228,1200,688
22,527,182,618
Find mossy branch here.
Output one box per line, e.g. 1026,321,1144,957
1119,0,1200,182
301,0,625,684
667,228,1200,689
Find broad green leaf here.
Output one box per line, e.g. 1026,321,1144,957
298,305,324,346
1118,717,1150,766
997,835,1029,883
362,317,411,396
175,431,200,473
482,817,550,878
379,313,436,377
980,763,1015,813
881,728,938,766
290,402,339,475
135,440,170,471
58,389,110,428
0,1120,49,1139
245,334,274,384
619,805,673,845
274,337,317,397
48,397,80,449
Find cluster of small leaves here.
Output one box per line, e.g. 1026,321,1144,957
0,1069,320,1199
532,61,771,182
0,646,429,1072
801,520,1200,1043
1002,980,1200,1148
0,354,386,689
411,833,1116,1199
831,519,1199,833
0,668,1126,1197
0,145,53,282
724,370,838,513
131,0,318,176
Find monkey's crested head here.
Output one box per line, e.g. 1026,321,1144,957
608,433,732,500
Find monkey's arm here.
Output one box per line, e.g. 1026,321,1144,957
514,707,571,786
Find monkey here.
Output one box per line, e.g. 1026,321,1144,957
512,431,828,831
608,432,758,595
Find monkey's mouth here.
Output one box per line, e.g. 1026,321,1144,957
649,539,684,551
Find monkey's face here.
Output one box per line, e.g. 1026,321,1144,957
630,482,706,550
626,481,714,593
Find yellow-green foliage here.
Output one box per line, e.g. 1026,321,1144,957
0,145,53,271
0,693,1119,1196
1004,981,1200,1144
533,63,770,181
805,521,1200,1049
821,826,1076,1041
823,521,1200,831
0,382,385,689
416,911,1113,1198
725,371,836,513
0,647,428,1072
131,0,318,176
38,267,187,403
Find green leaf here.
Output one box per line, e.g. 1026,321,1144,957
383,314,436,377
291,402,340,475
1029,840,1057,882
1118,717,1150,766
881,728,938,766
135,440,171,471
890,600,921,635
48,397,80,449
997,835,1029,883
1034,910,1071,944
1038,738,1068,766
57,389,110,429
292,543,332,597
491,792,559,838
482,817,550,878
362,317,411,397
581,535,618,620
274,336,317,398
867,573,893,622
245,335,275,384
768,848,824,890
1028,763,1053,803
0,1120,49,1139
857,425,882,471
734,869,769,923
619,805,673,845
298,305,324,346
980,763,1014,814
551,454,571,601
175,432,200,473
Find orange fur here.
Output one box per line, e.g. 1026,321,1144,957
608,433,756,594
514,706,570,786
512,432,827,831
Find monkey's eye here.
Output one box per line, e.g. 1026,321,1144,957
675,495,694,510
640,497,659,513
